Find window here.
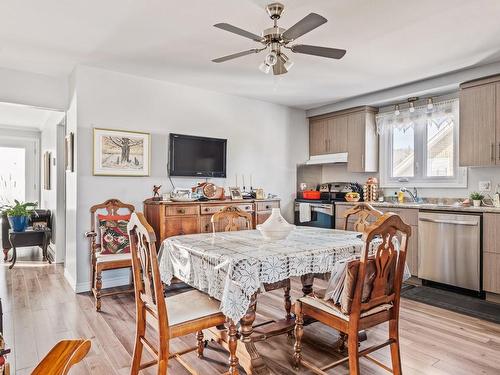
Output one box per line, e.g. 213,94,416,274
378,98,466,188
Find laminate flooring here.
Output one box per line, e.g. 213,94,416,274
2,248,500,374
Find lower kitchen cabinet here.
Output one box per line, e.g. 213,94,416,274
484,252,500,293
483,213,500,293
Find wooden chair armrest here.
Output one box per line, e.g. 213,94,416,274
85,231,97,238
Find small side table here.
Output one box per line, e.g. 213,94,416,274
8,228,52,269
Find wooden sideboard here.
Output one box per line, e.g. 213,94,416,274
143,198,280,243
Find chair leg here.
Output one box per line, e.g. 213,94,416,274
293,302,304,369
389,319,402,375
130,309,146,375
228,320,239,375
3,248,9,261
94,269,102,312
347,330,360,375
196,330,204,358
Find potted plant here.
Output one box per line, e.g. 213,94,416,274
470,192,484,207
1,200,38,232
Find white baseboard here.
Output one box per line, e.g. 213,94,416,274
74,274,132,294
64,268,77,292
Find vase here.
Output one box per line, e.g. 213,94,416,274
8,215,28,232
472,200,481,207
257,208,295,240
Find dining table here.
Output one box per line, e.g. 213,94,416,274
158,226,401,375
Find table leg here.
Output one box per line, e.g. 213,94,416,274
300,274,315,296
43,231,51,264
239,294,268,375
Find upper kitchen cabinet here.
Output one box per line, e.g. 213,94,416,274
309,115,348,155
459,75,500,166
309,106,378,172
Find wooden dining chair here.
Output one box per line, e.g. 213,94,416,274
127,212,239,375
85,198,135,311
211,206,253,233
343,202,383,232
32,339,91,375
293,213,411,375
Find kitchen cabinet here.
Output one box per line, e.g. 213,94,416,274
483,213,500,293
309,106,378,172
335,204,419,276
459,76,500,166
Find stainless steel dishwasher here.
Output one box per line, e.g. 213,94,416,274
418,211,481,292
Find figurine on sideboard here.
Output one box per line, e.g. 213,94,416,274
152,185,162,201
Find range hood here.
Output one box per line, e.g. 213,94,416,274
305,153,348,165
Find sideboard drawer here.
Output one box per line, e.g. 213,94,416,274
256,201,279,211
200,204,254,215
165,205,200,216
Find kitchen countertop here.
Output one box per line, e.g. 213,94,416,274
335,200,500,213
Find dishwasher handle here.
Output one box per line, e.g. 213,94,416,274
418,217,478,226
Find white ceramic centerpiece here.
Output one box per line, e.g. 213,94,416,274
257,208,295,240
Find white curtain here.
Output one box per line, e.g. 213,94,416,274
375,98,459,135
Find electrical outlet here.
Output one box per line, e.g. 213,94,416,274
479,181,491,191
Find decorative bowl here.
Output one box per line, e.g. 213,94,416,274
345,192,360,202
257,224,295,240
257,207,295,240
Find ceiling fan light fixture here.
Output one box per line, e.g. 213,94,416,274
281,53,294,71
394,104,400,116
427,97,434,111
265,50,278,66
409,102,415,113
259,62,271,74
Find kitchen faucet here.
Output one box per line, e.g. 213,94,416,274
400,187,419,202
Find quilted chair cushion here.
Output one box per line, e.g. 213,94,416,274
98,214,131,255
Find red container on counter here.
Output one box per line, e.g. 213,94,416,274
302,190,321,200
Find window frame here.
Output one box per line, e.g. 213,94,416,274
380,108,467,188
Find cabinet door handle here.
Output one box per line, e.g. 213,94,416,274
245,206,250,210
492,143,495,162
265,205,271,209
177,208,185,214
204,208,209,212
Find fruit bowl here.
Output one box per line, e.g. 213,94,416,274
345,192,360,202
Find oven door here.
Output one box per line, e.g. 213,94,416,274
294,202,334,228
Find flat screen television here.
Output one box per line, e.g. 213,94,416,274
168,133,227,178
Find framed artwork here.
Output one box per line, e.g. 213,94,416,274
229,187,243,200
93,128,150,176
255,188,265,200
43,151,51,190
65,132,74,172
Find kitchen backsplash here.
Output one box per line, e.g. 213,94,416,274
310,164,500,199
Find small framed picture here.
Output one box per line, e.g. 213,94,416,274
255,188,265,200
229,187,243,200
33,221,47,230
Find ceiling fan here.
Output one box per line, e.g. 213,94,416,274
212,2,346,75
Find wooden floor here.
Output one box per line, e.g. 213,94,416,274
2,248,500,375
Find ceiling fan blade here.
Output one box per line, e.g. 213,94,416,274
273,56,287,75
214,23,264,42
212,49,261,63
291,44,346,59
282,13,327,41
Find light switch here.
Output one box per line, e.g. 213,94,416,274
479,181,491,191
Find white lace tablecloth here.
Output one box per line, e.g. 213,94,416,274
158,227,392,322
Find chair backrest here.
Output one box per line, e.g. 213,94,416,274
342,202,383,232
211,206,253,233
127,212,169,338
90,198,135,233
32,339,91,375
351,213,411,318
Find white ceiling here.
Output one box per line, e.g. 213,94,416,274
1,0,500,109
0,102,64,130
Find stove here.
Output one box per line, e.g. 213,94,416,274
295,182,353,228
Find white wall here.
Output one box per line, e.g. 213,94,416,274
0,67,67,110
66,65,308,292
40,112,65,261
